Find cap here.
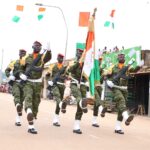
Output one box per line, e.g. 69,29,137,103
118,51,125,56
19,49,26,52
33,41,42,46
77,49,83,53
57,53,64,58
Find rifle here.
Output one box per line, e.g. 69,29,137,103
47,66,67,91
20,49,46,84
113,60,135,84
25,49,47,76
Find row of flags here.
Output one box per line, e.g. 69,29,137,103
12,4,116,29
12,5,46,22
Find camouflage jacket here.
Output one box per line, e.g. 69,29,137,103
24,51,51,79
67,61,87,83
5,60,25,80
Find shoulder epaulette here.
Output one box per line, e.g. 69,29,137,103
20,54,29,65
8,60,16,70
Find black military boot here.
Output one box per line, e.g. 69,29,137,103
53,122,61,127
115,130,124,134
92,124,99,127
28,128,38,134
15,122,21,126
73,129,82,134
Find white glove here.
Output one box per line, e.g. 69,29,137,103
9,75,15,81
106,80,114,88
20,74,27,81
48,81,53,86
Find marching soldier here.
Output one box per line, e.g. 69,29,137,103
5,49,27,126
48,53,67,127
91,81,107,127
106,53,134,134
19,41,51,134
67,49,88,134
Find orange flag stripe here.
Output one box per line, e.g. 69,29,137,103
16,5,24,11
39,7,46,12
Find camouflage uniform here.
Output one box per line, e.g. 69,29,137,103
110,65,128,121
23,51,51,119
93,84,103,116
51,64,65,115
68,61,87,120
5,60,25,107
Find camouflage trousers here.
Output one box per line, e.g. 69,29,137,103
71,84,83,120
80,84,104,117
12,82,24,108
93,86,103,116
52,84,65,115
23,81,42,118
113,88,128,121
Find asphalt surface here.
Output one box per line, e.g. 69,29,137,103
0,92,150,150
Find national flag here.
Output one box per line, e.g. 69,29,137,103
12,16,20,23
37,14,44,20
39,7,46,12
110,9,115,17
16,5,24,11
79,12,90,27
82,9,100,96
104,21,111,27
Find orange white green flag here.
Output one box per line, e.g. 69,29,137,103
81,8,100,97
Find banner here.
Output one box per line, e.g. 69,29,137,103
101,46,142,69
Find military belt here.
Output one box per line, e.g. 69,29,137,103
27,78,42,83
16,80,21,82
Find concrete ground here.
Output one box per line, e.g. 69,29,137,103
0,92,150,150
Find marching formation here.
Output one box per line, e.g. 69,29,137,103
5,40,136,135
5,9,137,135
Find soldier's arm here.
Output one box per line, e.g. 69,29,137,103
5,60,16,77
43,50,52,64
67,62,80,73
5,67,11,77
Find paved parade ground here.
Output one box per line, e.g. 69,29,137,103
0,93,150,150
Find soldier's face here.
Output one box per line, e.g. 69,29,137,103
32,44,42,53
19,51,26,58
118,54,125,63
57,57,63,63
76,53,82,60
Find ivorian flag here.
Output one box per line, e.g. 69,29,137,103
82,10,100,96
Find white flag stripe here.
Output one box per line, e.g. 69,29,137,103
83,43,94,77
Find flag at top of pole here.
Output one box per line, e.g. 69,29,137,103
81,8,100,97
